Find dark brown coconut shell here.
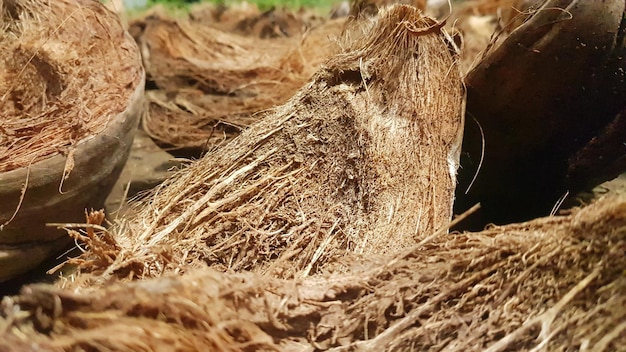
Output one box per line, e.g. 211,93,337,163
456,0,626,226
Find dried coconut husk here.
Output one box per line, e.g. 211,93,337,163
135,13,344,152
188,2,261,30
189,3,312,39
0,0,141,172
2,195,625,351
0,0,144,282
61,4,464,282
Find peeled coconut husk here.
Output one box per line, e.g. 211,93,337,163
2,195,625,351
0,0,140,172
134,13,344,153
59,4,464,283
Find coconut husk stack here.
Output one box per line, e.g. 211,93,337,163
132,7,344,154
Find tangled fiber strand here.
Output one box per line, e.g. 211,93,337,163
2,195,625,351
60,4,464,284
0,0,142,172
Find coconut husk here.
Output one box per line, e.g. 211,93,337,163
350,0,426,18
2,194,625,351
188,2,262,31
229,7,306,38
57,4,463,284
0,0,142,172
133,12,344,153
188,1,322,38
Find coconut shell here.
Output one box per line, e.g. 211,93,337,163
455,0,626,226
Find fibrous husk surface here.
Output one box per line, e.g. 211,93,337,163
58,4,464,284
188,3,315,39
2,194,625,351
133,9,344,153
0,0,142,172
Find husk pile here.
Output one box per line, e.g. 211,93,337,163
136,0,503,154
188,3,317,38
58,4,464,283
0,0,142,172
2,195,625,351
133,8,344,152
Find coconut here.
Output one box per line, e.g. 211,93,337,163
58,4,464,284
455,0,626,227
0,0,141,172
